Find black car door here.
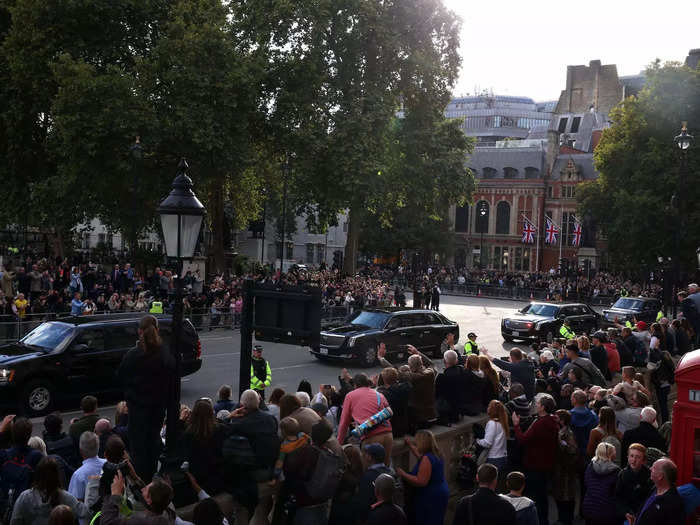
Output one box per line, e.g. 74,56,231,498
102,325,138,390
558,306,579,332
65,328,106,394
404,313,434,352
382,314,414,355
581,305,599,332
422,312,446,350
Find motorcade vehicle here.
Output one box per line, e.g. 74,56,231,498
311,308,459,366
501,302,600,342
601,296,662,328
0,315,202,417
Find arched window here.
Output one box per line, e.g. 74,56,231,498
475,201,489,233
496,201,510,234
525,167,540,179
482,167,497,179
455,205,469,232
503,167,518,179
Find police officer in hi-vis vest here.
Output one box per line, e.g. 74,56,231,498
464,332,480,356
250,344,272,399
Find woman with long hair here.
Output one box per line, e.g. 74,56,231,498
329,445,365,525
478,355,500,406
577,336,591,355
10,457,90,524
586,406,623,463
552,410,578,525
582,442,620,525
117,314,175,483
462,354,487,415
397,430,449,525
476,400,510,472
182,399,226,495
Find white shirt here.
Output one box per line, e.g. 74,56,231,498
476,419,507,459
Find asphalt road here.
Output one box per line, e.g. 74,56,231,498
24,294,536,434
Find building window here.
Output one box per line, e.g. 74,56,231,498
343,222,348,233
562,186,576,199
317,244,325,265
475,201,489,234
514,247,531,271
558,117,568,133
275,242,283,260
492,246,510,270
570,116,581,133
562,211,577,245
503,167,518,179
455,206,469,232
525,167,540,179
483,167,497,179
286,243,293,259
547,186,553,198
98,233,106,244
496,201,511,234
306,243,314,263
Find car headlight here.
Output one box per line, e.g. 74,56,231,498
348,336,359,347
0,369,14,384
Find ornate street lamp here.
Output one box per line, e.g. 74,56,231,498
157,158,205,460
478,202,488,269
671,124,693,318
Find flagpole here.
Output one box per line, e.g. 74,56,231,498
535,208,539,272
559,214,563,265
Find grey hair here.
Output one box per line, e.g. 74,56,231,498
641,406,657,424
444,350,458,366
296,392,311,407
28,436,47,456
240,389,260,411
79,431,99,458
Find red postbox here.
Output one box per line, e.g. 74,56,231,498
670,349,700,486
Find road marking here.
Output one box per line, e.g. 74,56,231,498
203,352,240,358
200,336,234,342
271,363,314,371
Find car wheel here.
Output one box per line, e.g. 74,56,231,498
21,379,55,417
503,335,515,343
358,345,377,367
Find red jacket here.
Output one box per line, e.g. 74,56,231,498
604,343,621,374
514,414,559,472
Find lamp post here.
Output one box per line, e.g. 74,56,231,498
478,202,488,269
280,156,290,275
672,123,694,318
157,158,205,460
129,137,143,256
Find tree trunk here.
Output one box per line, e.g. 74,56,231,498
343,207,361,275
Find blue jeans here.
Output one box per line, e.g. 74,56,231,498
656,384,670,423
487,456,508,473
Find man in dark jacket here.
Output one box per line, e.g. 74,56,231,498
622,407,667,462
486,348,535,400
616,444,653,520
368,474,406,525
631,458,684,525
453,463,516,525
43,412,79,469
590,331,611,380
376,362,411,438
558,344,607,387
569,389,598,457
358,445,399,522
502,471,538,525
435,350,465,424
68,396,101,446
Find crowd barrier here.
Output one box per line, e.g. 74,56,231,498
0,304,353,344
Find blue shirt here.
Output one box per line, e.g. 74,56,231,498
68,456,106,501
71,298,85,316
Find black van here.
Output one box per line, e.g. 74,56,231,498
0,315,202,417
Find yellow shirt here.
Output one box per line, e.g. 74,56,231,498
14,299,28,318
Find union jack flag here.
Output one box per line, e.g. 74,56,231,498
521,217,536,244
545,218,559,245
572,219,582,247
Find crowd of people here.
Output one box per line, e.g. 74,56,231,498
2,277,700,524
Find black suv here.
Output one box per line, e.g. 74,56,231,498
311,308,459,367
501,302,600,342
0,315,202,417
601,296,662,328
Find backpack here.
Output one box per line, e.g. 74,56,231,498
222,434,259,469
0,452,34,522
304,446,345,501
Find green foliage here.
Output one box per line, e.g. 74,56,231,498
579,61,700,273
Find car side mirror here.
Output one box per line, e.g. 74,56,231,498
72,343,89,352
557,313,566,319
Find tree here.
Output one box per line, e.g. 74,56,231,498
578,61,700,273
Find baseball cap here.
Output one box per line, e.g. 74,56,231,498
363,443,386,463
636,321,648,331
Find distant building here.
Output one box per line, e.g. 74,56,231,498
451,59,649,272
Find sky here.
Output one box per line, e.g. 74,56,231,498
442,0,700,102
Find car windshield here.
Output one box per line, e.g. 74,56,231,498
21,322,74,351
612,298,644,310
522,304,558,317
350,311,391,329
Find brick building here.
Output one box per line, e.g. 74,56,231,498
450,60,645,272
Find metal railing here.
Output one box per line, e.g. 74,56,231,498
0,304,354,344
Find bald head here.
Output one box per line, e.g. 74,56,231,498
374,473,395,502
94,419,112,435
